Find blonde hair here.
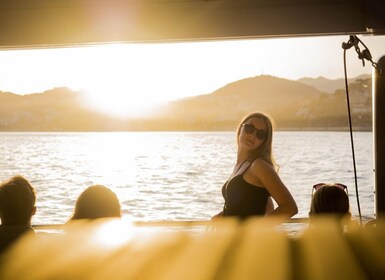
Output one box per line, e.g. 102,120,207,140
237,112,278,170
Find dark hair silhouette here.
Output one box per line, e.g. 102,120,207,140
0,175,36,225
70,185,121,220
309,184,350,218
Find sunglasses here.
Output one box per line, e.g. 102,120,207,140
312,183,348,195
242,123,267,140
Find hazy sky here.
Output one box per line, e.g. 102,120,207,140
0,34,384,116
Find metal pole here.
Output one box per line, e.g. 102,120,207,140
374,55,385,219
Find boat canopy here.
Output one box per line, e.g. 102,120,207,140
0,0,384,48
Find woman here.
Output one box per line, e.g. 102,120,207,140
69,185,121,221
212,112,297,220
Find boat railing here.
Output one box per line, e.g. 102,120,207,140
32,217,309,231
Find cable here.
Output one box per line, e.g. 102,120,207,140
342,47,362,226
342,35,383,226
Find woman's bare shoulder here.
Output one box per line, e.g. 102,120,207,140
249,158,275,176
250,158,272,169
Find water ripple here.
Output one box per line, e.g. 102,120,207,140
0,131,374,224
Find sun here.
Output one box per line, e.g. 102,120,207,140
82,85,163,118
76,44,171,118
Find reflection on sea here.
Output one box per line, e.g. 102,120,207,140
0,131,375,225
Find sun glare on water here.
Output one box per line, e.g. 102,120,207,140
92,219,135,248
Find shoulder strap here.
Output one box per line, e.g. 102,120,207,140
224,160,252,193
229,160,252,180
238,160,252,175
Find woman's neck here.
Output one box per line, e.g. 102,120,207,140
237,151,249,164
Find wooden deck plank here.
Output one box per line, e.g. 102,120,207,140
296,218,367,280
346,221,385,280
1,218,384,280
141,220,239,280
218,219,292,280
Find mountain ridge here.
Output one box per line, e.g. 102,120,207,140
0,74,372,131
297,74,371,93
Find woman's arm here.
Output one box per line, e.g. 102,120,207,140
211,211,224,220
250,159,298,219
265,197,274,215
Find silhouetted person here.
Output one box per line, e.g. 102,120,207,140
309,183,352,230
309,183,350,217
69,185,121,221
0,175,36,253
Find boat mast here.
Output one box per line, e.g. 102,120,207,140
374,55,385,219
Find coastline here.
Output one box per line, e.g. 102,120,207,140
0,126,373,133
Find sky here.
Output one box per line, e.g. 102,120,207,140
0,34,384,117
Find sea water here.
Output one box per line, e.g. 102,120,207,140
0,131,374,225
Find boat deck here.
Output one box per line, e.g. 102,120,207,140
0,217,384,280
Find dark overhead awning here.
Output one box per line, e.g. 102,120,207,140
0,0,384,49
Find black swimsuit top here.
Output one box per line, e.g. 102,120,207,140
222,165,270,219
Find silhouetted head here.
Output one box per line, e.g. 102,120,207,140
0,175,36,225
71,185,121,220
309,183,350,219
237,112,276,167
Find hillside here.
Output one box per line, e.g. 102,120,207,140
156,75,372,130
0,75,372,131
297,74,371,93
0,88,126,131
